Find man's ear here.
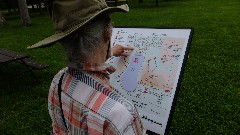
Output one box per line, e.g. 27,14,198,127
103,18,112,42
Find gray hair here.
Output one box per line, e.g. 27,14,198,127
60,15,112,63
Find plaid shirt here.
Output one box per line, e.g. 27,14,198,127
48,63,145,135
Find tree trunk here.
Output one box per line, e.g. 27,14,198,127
18,0,31,26
0,13,7,26
37,0,43,14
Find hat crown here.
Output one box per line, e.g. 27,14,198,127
52,0,108,33
27,0,128,49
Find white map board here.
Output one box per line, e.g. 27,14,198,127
106,27,193,135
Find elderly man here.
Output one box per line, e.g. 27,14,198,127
28,0,145,134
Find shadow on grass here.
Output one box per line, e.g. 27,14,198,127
124,0,190,9
0,63,52,96
0,68,53,135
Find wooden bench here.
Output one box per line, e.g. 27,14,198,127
0,50,29,63
0,53,22,63
16,58,49,70
0,48,49,80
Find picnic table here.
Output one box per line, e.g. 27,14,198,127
0,48,49,80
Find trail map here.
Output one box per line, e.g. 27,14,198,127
106,28,193,134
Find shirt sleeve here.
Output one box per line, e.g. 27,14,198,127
122,116,146,135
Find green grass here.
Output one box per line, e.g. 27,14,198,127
1,0,240,134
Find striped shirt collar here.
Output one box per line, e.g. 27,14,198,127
67,62,116,79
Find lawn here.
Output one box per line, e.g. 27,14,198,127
0,0,239,134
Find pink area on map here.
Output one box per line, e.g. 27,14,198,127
140,63,178,93
159,38,185,68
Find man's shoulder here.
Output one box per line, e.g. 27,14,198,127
52,68,67,84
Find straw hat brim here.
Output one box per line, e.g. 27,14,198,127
27,4,129,49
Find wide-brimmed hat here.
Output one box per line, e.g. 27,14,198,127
27,0,129,49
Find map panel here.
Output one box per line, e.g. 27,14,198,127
106,28,192,135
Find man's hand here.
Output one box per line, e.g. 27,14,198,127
111,45,134,57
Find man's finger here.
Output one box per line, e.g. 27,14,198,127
123,46,134,50
119,53,128,57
